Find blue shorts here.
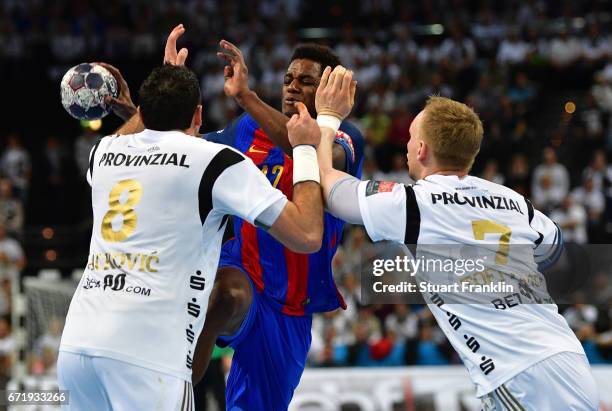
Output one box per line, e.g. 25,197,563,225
218,250,312,411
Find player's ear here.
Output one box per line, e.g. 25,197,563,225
193,104,203,129
417,140,427,162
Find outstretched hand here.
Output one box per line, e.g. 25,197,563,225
97,63,137,121
164,24,188,66
287,102,321,148
217,39,251,101
315,65,357,120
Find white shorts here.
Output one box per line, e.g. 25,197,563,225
57,351,194,411
481,352,599,411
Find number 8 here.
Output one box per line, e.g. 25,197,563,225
101,179,143,242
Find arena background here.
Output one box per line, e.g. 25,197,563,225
0,0,611,410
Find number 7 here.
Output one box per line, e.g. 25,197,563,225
471,220,511,265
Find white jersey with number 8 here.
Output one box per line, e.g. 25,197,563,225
60,129,285,381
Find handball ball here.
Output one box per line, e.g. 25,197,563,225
60,63,118,120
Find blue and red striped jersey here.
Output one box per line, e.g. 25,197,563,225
205,113,364,315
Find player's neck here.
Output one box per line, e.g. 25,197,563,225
420,167,468,180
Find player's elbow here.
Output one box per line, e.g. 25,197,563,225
298,229,323,254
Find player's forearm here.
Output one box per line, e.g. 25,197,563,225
318,126,352,203
237,90,292,154
288,181,324,251
115,113,145,135
268,182,323,253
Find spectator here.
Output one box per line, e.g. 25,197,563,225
388,106,413,149
0,317,14,382
336,272,362,322
34,317,63,358
550,28,583,69
550,196,588,244
368,329,405,366
581,23,609,66
497,29,532,65
420,72,454,101
354,307,382,343
481,159,505,185
531,147,570,212
0,133,31,203
74,127,102,177
572,175,606,241
347,323,372,366
379,153,413,186
438,25,476,73
0,223,25,275
579,93,606,142
0,178,23,237
571,176,605,224
507,72,536,105
415,323,449,366
385,305,418,342
467,74,501,122
361,106,391,146
506,154,531,196
583,150,612,196
336,228,374,281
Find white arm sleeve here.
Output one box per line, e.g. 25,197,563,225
326,176,364,224
357,180,410,243
212,151,287,226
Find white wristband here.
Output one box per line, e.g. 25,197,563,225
316,114,341,133
292,145,320,185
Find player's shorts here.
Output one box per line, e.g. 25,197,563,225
57,351,194,411
480,351,599,411
217,255,312,411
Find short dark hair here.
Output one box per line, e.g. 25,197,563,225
290,44,342,76
139,65,201,131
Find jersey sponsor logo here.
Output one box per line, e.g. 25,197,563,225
101,273,152,296
98,152,190,168
189,270,206,290
82,276,101,289
87,252,160,273
428,292,496,376
430,192,524,215
248,144,268,154
365,180,397,196
104,273,126,291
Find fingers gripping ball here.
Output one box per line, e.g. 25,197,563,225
60,63,119,120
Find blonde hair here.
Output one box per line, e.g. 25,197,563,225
422,96,483,170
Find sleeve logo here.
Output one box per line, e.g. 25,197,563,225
366,180,396,196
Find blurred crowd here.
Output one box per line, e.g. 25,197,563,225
0,0,611,381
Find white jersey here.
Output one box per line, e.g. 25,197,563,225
357,174,585,397
60,129,285,381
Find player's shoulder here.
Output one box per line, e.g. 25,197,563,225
416,174,520,195
219,112,259,135
200,140,247,159
203,112,259,146
468,175,525,199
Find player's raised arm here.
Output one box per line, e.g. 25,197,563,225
211,101,323,253
215,39,294,152
313,66,365,222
